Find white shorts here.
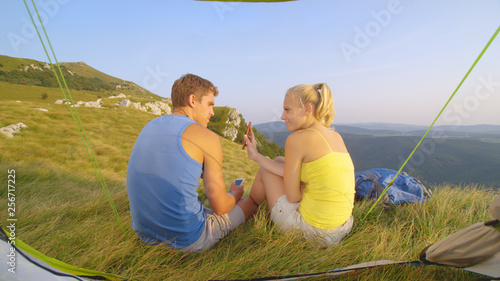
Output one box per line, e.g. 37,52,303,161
182,205,245,253
270,195,353,247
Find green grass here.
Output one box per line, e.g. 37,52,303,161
0,54,161,99
0,83,499,280
0,55,44,71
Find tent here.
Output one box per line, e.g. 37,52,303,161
0,227,128,281
419,195,500,278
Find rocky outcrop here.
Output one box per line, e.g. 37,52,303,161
55,99,102,108
108,93,127,99
21,64,43,72
73,99,102,108
118,99,146,111
221,106,242,141
118,99,172,116
145,101,172,115
55,99,71,105
0,123,28,138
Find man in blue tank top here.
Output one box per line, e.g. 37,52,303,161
127,74,257,252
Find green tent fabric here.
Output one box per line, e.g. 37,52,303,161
0,227,130,281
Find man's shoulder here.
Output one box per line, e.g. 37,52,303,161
184,123,221,145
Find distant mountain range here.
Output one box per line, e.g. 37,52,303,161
255,121,500,141
254,121,500,189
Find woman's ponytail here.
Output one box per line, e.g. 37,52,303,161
286,83,335,127
314,83,334,127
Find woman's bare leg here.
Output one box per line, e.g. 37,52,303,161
249,157,286,211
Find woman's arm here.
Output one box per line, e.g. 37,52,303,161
244,128,285,177
245,128,306,202
283,132,304,203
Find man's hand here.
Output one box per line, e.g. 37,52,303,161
229,182,244,203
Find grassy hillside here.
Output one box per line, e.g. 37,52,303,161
1,79,498,280
0,55,160,99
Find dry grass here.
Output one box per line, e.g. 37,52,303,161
0,82,498,280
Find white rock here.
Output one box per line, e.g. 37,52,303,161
0,123,28,138
55,99,71,105
130,102,146,112
84,99,102,108
118,99,131,107
144,101,172,116
70,99,102,108
74,101,85,107
221,107,242,141
108,93,127,99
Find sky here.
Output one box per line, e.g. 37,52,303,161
1,0,499,126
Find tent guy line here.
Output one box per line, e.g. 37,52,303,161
361,24,500,221
22,0,127,235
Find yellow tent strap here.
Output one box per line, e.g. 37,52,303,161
362,24,500,221
22,0,127,235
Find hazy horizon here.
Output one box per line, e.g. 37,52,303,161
253,120,500,127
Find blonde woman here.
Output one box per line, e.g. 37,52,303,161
245,83,355,247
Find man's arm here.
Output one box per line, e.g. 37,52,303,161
183,124,242,215
202,131,243,214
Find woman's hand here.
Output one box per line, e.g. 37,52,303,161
243,128,260,161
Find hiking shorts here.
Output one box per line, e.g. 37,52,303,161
270,195,353,247
182,205,245,253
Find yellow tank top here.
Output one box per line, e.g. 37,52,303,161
299,128,355,229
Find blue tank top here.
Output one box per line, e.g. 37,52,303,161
127,115,204,248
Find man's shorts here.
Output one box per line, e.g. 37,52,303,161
270,195,353,247
182,205,245,252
